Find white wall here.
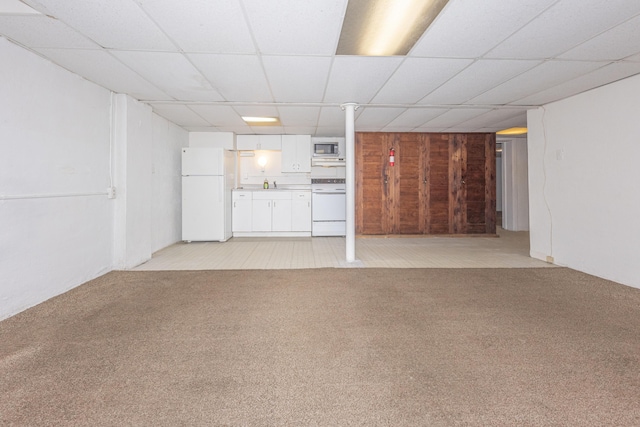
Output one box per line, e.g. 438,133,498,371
527,74,640,289
501,138,529,231
152,115,187,252
0,38,113,318
0,38,186,319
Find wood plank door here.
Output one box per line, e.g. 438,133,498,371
356,133,390,234
449,134,468,234
393,133,425,234
465,133,496,234
425,134,451,234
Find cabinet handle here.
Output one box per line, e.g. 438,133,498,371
423,179,427,184
233,201,236,208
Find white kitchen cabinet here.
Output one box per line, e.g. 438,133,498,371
291,191,311,232
251,199,272,232
232,189,311,237
237,134,282,151
281,135,311,173
232,191,252,232
251,191,292,232
272,199,292,231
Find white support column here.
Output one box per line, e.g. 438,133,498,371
341,103,359,262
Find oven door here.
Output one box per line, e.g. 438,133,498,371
312,191,346,221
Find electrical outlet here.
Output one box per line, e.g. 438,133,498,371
107,187,116,199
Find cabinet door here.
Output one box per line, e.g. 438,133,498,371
281,135,298,172
291,192,311,231
272,199,292,231
232,192,252,232
252,199,272,231
259,135,281,150
281,135,311,173
295,135,311,172
236,135,259,150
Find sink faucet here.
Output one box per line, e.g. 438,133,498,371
273,181,277,189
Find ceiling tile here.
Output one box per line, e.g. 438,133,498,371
467,60,605,105
283,126,316,135
384,108,448,128
28,0,175,50
411,0,556,58
422,108,491,128
372,58,473,104
513,61,640,105
485,0,640,59
189,54,273,102
137,0,255,53
0,0,41,14
233,105,279,119
187,105,247,127
317,106,345,130
491,114,529,131
261,56,332,103
241,0,347,55
323,56,403,103
420,59,541,105
453,108,526,130
0,15,98,48
559,14,640,61
34,48,171,100
248,126,284,135
148,104,210,127
277,106,321,127
111,51,224,101
355,107,405,131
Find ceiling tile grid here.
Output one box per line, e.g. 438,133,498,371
0,0,639,135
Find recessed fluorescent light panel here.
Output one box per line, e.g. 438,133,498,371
496,127,528,135
337,0,449,56
242,116,281,126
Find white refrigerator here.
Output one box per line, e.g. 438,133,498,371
182,147,235,242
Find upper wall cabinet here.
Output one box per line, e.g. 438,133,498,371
237,134,282,150
281,135,311,173
355,132,496,236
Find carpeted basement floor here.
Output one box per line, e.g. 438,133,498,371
1,268,639,426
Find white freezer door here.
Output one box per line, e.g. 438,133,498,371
182,176,226,241
182,147,224,176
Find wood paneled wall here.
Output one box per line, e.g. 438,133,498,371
355,132,496,235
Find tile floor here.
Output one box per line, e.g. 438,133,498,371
133,227,554,270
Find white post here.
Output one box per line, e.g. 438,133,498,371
341,102,358,263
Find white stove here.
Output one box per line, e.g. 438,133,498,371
311,178,346,236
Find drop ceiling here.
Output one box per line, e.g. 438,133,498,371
2,0,640,136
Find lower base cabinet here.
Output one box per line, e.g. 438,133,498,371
291,191,311,232
232,189,311,236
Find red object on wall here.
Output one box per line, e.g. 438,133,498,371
389,148,395,166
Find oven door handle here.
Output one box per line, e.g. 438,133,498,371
313,191,345,195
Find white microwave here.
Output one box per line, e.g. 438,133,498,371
313,142,339,157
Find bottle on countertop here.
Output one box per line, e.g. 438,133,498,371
263,179,269,189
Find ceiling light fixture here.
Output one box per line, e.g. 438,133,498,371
496,127,528,135
337,0,449,56
242,116,281,126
